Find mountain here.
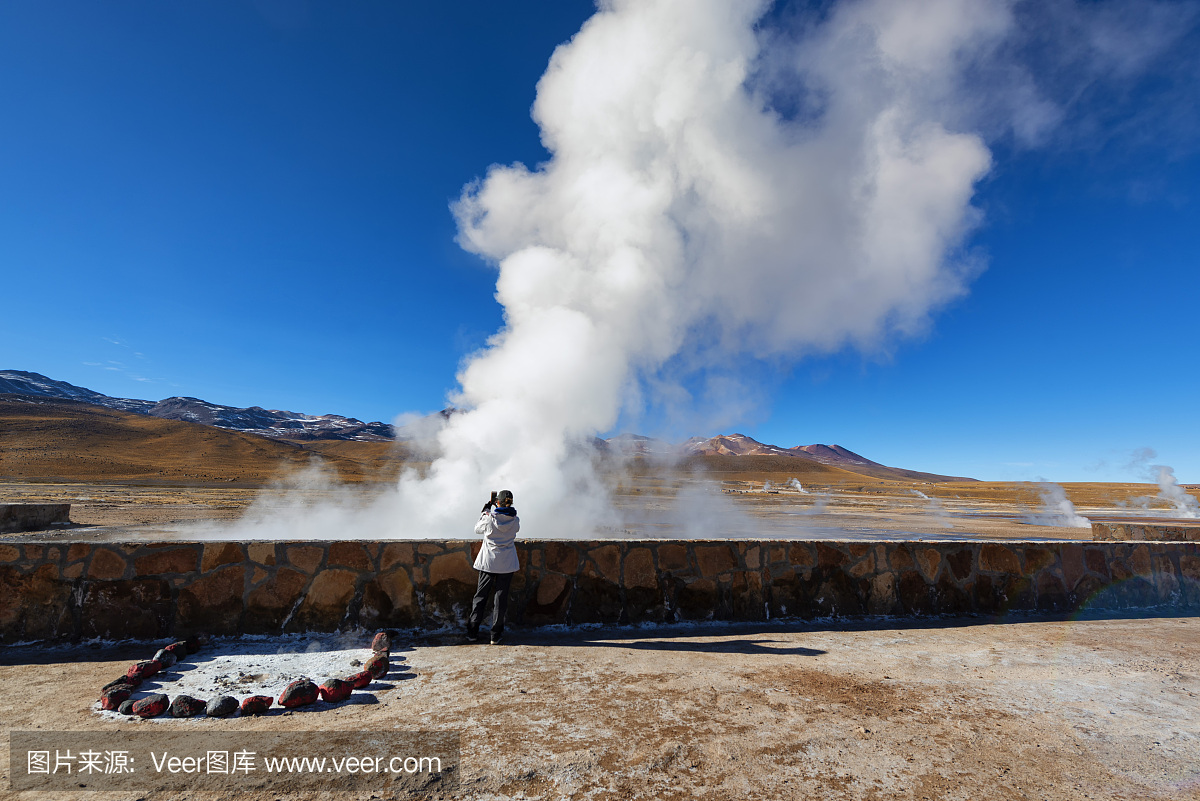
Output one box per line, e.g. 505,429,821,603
683,433,794,458
788,443,883,469
0,370,394,442
0,394,404,484
681,434,883,466
0,370,155,414
142,397,394,441
643,432,973,482
2,370,972,481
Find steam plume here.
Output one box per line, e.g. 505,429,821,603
377,0,1192,539
1021,481,1091,528
1149,465,1200,518
1123,448,1199,518
910,488,951,527
395,0,1002,536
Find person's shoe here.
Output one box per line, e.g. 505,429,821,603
489,631,504,645
464,626,479,643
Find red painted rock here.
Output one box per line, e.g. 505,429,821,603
132,693,169,718
126,660,163,682
345,670,372,689
240,695,273,715
371,631,391,653
165,641,189,658
206,696,239,718
103,676,138,692
278,678,319,708
100,687,132,710
365,653,389,679
170,695,206,718
117,699,136,715
318,678,353,703
185,634,206,653
153,649,178,668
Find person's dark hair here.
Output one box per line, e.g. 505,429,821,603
497,489,514,506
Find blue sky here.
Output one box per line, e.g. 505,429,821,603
1,1,1197,483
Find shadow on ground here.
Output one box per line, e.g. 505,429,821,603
419,607,1199,657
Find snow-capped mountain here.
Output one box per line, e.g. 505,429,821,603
0,370,394,442
0,370,155,414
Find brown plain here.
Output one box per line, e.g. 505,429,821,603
2,396,1196,532
0,397,413,486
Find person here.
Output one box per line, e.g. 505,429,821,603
467,489,520,645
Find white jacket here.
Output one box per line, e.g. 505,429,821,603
473,507,520,574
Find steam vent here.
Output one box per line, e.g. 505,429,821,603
1,537,1197,642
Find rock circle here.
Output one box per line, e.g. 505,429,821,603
97,630,394,719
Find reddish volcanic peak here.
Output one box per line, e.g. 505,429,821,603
788,444,881,467
684,436,884,469
683,434,793,457
674,434,970,482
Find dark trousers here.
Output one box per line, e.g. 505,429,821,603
469,570,513,635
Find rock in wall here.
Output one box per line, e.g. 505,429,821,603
1092,521,1200,542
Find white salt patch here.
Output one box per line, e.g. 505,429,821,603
95,633,387,720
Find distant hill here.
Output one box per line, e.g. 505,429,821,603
0,394,406,484
1,370,973,484
0,370,394,442
610,432,974,482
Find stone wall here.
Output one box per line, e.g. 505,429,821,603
1092,520,1200,542
2,539,1197,642
0,504,71,534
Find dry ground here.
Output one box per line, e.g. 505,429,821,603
1,616,1198,800
0,481,380,531
3,473,1194,542
4,395,1197,541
